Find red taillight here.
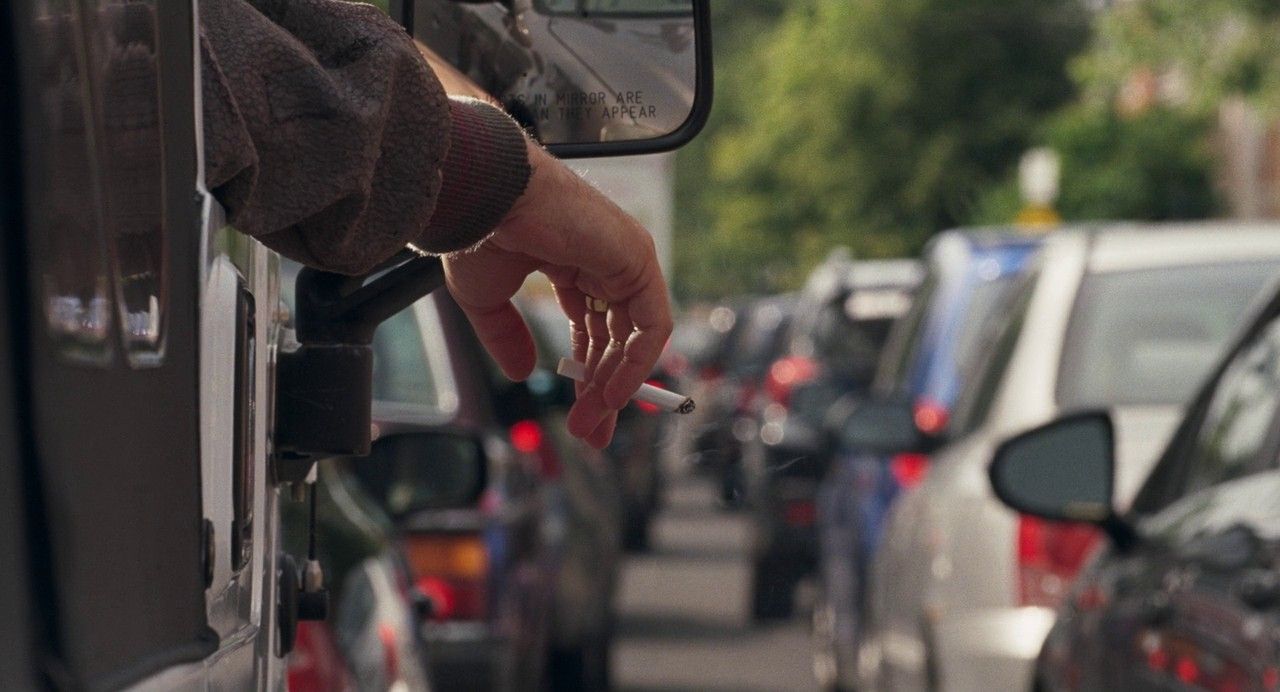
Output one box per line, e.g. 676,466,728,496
509,420,543,454
783,500,817,527
890,453,929,488
377,622,400,685
912,398,950,436
1016,515,1102,608
1175,657,1200,685
635,380,663,415
764,355,818,407
416,575,486,621
405,534,488,621
510,419,559,478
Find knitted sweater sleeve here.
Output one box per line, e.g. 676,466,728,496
200,0,531,275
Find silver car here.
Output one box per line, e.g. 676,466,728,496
865,223,1280,691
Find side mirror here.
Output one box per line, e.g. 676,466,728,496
397,0,712,157
356,431,488,515
990,411,1137,551
826,395,928,454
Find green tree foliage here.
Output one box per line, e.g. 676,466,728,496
1078,0,1280,117
976,0,1280,226
974,104,1218,224
674,0,1089,299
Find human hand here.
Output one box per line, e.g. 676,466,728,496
443,140,673,449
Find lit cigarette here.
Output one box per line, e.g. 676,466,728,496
556,358,696,415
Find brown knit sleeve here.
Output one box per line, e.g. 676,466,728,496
415,98,532,253
201,0,451,275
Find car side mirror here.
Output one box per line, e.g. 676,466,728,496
359,431,488,515
396,0,712,157
990,411,1137,551
826,395,929,454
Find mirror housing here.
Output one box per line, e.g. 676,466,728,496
396,0,712,157
989,411,1138,551
355,430,488,515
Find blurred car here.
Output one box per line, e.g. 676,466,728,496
738,257,923,620
516,294,626,689
993,275,1280,692
812,231,1041,686
867,223,1280,691
693,294,797,506
284,465,434,692
350,293,560,692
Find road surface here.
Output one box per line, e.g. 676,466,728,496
613,475,819,692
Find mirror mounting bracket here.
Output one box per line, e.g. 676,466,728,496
274,252,446,462
1102,513,1140,554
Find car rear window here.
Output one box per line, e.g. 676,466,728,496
372,305,444,413
1057,262,1280,409
875,273,938,393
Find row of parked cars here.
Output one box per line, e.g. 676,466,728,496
676,222,1280,691
279,263,671,692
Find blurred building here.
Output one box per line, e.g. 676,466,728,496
569,154,676,275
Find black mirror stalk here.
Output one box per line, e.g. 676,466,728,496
275,252,446,462
1102,513,1140,554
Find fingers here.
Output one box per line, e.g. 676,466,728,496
585,412,617,450
600,268,673,411
444,246,539,381
461,300,538,381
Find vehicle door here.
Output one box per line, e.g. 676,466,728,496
3,1,227,688
1097,309,1280,690
6,2,285,688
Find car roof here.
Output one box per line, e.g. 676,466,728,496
1072,221,1280,274
844,258,924,290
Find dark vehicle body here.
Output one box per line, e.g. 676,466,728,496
740,258,923,620
349,290,558,691
1024,280,1280,692
693,294,797,506
1,3,283,688
812,232,1041,686
517,294,625,689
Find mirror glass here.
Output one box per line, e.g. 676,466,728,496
990,414,1114,522
831,396,922,454
408,0,703,152
354,432,487,515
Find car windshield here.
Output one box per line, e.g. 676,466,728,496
1057,262,1280,409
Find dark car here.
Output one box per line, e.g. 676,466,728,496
349,292,560,692
811,231,1041,685
738,257,922,621
992,276,1280,692
693,294,797,507
515,293,626,690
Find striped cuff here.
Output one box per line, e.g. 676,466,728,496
417,97,532,253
